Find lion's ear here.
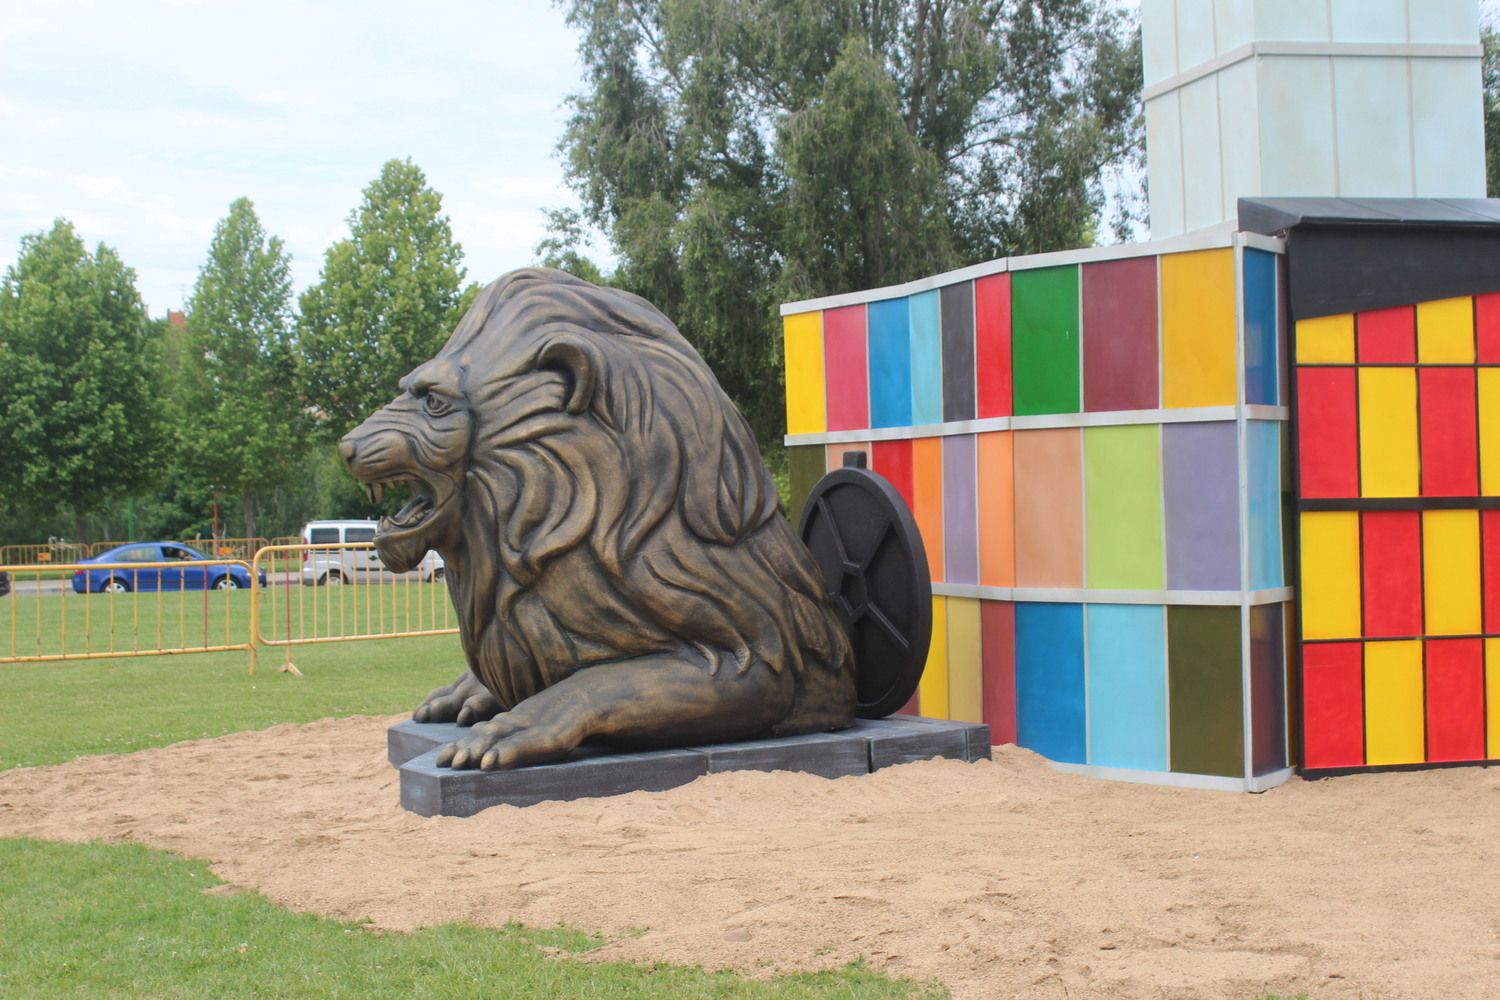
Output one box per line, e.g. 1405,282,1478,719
537,337,602,415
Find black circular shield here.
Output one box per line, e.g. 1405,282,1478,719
797,461,932,719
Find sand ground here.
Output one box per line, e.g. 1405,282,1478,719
2,715,1497,999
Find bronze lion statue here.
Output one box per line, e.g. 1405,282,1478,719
340,268,855,770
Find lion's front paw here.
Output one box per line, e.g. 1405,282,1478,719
434,709,583,771
413,670,499,725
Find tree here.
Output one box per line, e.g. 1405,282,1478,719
297,159,467,438
176,198,307,539
555,0,1142,445
0,220,166,541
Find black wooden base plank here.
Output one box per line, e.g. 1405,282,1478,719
400,746,709,817
392,717,990,816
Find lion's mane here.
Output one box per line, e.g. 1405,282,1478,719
434,268,853,733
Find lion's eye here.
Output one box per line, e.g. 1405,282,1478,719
423,393,449,416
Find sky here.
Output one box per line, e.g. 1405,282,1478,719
0,0,597,315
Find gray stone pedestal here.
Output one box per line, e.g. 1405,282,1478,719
390,715,990,817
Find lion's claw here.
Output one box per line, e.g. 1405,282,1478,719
414,670,498,725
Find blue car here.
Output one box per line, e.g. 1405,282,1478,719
71,542,266,594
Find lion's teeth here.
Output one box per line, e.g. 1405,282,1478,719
366,482,383,505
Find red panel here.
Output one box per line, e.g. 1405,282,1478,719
1301,642,1365,769
1082,256,1159,411
872,439,915,512
822,304,869,431
1484,511,1500,633
1425,638,1486,762
1477,293,1500,363
1295,367,1359,499
1362,512,1423,638
974,273,1012,418
980,600,1016,744
1419,367,1478,497
1356,305,1415,363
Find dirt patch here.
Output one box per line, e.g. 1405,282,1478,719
2,715,1498,998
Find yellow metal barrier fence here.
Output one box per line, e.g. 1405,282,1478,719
0,542,90,566
252,543,457,676
0,543,456,675
0,559,258,669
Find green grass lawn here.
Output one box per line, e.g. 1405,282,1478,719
0,629,461,770
0,839,937,999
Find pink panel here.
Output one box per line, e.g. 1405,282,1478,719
823,304,869,431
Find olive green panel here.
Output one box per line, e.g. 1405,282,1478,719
1167,605,1245,779
787,445,828,528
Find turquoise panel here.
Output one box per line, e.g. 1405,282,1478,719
1243,249,1278,405
909,290,942,426
1015,602,1085,764
1086,604,1167,771
868,298,912,428
1248,419,1283,590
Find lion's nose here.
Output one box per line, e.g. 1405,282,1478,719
338,437,357,467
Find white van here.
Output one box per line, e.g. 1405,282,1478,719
299,519,444,585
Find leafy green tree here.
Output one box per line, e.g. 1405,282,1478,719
555,0,1142,445
0,220,166,542
534,208,607,284
297,159,467,438
176,198,307,539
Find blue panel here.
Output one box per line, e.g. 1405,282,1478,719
1247,419,1283,590
1086,604,1167,771
868,297,912,428
909,290,943,426
1243,248,1278,405
1015,602,1086,764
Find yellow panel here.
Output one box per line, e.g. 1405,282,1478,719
1161,249,1237,408
1423,510,1482,635
1416,296,1475,364
946,597,983,724
782,311,826,435
1364,640,1426,766
1480,370,1500,495
1358,368,1419,497
1295,313,1355,364
1299,512,1362,640
1487,639,1500,758
918,596,949,719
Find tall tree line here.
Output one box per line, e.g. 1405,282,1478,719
0,159,470,546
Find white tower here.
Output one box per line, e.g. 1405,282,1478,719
1142,0,1487,238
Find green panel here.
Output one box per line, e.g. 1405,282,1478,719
1011,265,1080,416
787,445,827,528
1085,425,1164,589
1168,605,1245,778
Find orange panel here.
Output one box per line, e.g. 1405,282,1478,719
977,432,1015,587
1013,428,1083,588
913,436,945,582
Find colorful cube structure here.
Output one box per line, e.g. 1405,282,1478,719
782,228,1295,791
782,198,1500,787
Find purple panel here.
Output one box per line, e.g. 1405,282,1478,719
1163,422,1241,590
943,434,980,585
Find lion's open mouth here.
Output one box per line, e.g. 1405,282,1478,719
360,477,440,535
